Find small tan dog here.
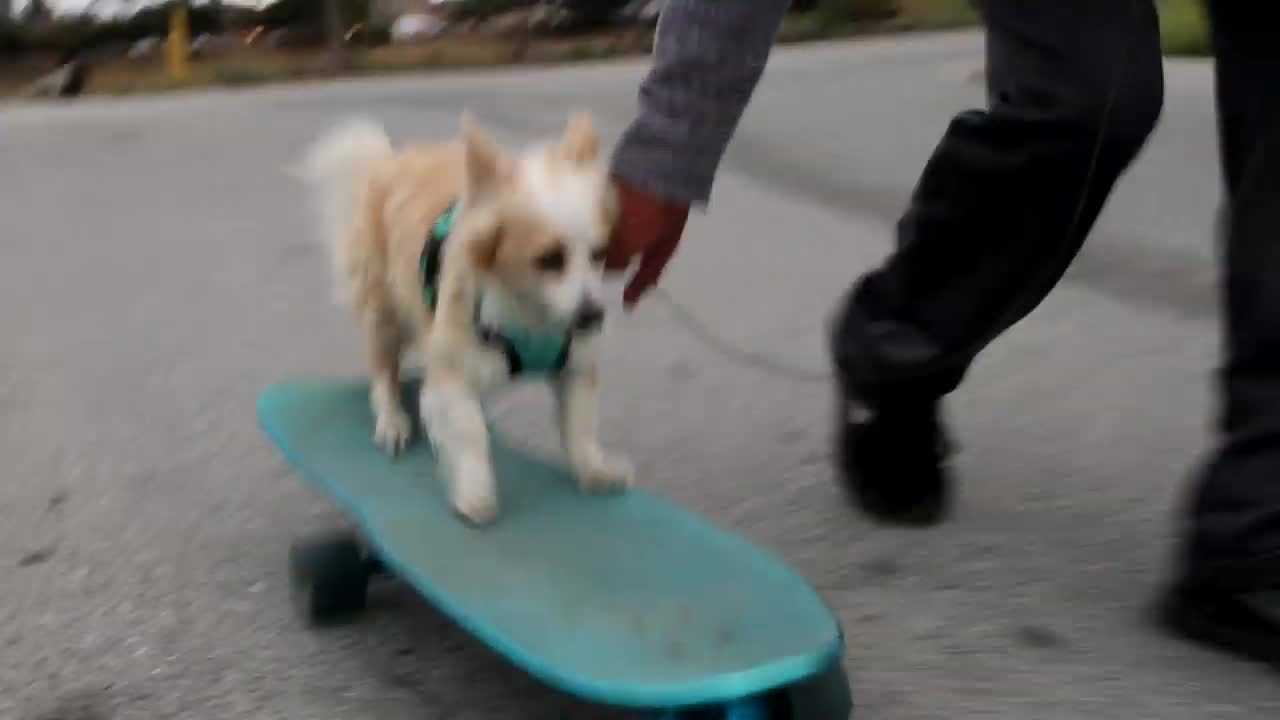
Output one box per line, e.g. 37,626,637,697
298,112,633,525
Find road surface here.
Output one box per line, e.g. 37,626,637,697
3,31,1277,720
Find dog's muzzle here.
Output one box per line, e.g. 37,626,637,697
570,300,605,333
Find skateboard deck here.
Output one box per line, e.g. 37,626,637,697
258,377,844,711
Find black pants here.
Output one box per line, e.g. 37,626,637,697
831,0,1280,592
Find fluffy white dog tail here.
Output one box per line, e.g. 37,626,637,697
296,118,394,304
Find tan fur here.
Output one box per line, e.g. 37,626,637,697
299,112,632,525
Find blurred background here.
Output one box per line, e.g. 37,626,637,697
0,0,1209,100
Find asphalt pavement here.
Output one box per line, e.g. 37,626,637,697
3,30,1278,720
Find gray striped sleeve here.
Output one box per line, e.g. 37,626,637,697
610,0,791,207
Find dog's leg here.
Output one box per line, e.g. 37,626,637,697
421,366,497,525
420,242,500,525
555,342,633,494
367,308,413,455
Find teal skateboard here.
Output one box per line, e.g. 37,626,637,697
257,377,852,719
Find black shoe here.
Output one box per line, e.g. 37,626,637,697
833,388,953,526
1159,582,1280,667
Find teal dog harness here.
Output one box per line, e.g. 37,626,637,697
420,203,573,377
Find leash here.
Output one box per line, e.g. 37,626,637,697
649,286,831,385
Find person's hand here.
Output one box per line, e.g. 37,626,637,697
605,179,691,308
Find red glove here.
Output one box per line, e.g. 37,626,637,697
605,179,691,308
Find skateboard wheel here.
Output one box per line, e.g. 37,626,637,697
720,698,770,720
779,659,852,720
656,659,851,719
364,552,388,577
656,695,775,719
289,532,370,626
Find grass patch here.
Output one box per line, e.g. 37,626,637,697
361,38,520,68
783,0,1210,56
1158,0,1211,56
778,0,978,42
62,30,660,97
893,0,979,30
778,12,852,42
0,30,655,99
81,50,319,95
898,0,1210,56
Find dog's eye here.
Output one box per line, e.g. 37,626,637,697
535,247,566,273
590,247,608,265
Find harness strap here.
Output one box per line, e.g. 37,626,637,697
476,326,524,376
419,205,455,309
420,202,573,377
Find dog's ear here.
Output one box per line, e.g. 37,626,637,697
469,227,501,273
461,111,509,198
558,111,598,164
461,211,504,273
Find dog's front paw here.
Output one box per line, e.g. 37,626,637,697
575,450,634,495
451,460,499,526
374,407,414,455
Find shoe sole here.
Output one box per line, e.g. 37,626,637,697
834,466,949,527
830,387,952,527
1158,589,1280,668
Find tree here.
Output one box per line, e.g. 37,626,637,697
0,19,23,58
452,0,529,20
547,0,632,31
258,0,369,30
323,0,348,71
21,0,52,25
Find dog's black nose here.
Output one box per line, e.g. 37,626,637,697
571,300,605,332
